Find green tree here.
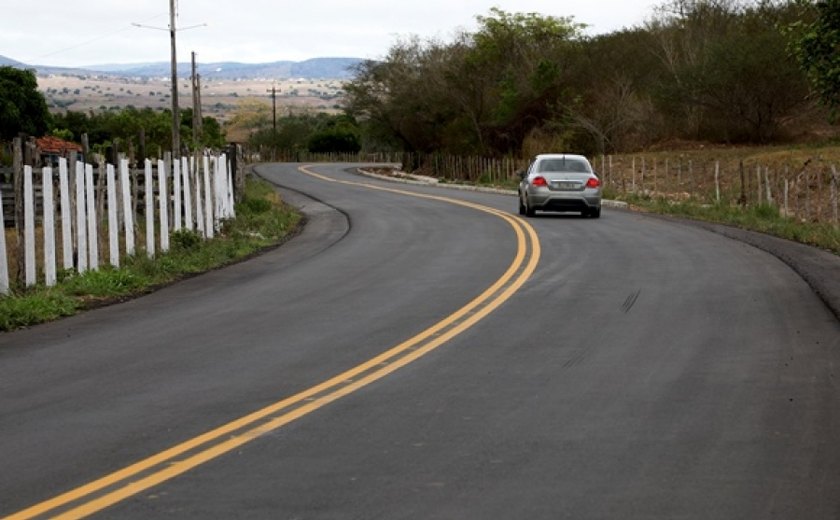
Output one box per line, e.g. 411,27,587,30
650,0,810,142
789,0,840,114
0,66,51,140
307,115,361,153
344,9,584,156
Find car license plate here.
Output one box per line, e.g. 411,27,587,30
553,181,579,190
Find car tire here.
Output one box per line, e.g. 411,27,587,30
590,207,601,219
518,196,526,215
525,198,536,217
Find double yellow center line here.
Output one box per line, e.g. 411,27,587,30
6,165,540,519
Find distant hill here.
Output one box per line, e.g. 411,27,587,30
0,55,27,68
0,54,363,80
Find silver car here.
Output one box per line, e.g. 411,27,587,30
518,154,602,218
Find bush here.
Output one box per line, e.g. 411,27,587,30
171,229,204,251
239,197,272,215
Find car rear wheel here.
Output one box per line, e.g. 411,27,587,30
590,207,601,218
525,197,536,217
518,196,526,216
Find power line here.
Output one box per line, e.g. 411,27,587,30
28,14,168,62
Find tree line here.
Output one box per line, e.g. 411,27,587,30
4,0,838,163
343,0,839,158
0,66,226,165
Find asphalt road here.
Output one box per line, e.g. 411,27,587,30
1,163,838,519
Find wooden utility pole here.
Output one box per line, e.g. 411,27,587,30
191,51,202,149
132,6,204,156
169,0,180,156
267,84,278,133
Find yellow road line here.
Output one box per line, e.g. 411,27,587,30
5,164,540,520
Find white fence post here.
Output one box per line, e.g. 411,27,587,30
203,155,213,238
227,156,235,219
75,161,88,272
212,156,220,230
145,159,155,258
59,158,73,270
195,158,205,237
120,159,135,256
85,164,98,271
24,165,36,287
158,159,170,252
213,155,224,229
182,157,193,231
107,164,119,267
0,184,9,295
173,158,182,232
43,167,57,286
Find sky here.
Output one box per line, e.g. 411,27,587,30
1,1,658,68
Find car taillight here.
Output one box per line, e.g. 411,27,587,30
586,177,601,188
532,176,548,187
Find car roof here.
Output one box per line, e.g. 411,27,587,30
534,154,589,162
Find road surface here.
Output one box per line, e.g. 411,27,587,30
1,163,838,519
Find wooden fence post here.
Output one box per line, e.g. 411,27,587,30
817,168,824,222
756,165,762,205
784,178,789,218
832,165,838,227
804,170,812,222
13,137,24,286
764,167,773,206
0,182,8,294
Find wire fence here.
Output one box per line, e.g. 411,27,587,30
243,147,839,227
595,154,839,226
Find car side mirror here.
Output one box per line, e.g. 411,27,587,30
517,170,526,180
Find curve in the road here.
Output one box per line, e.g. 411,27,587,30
6,165,541,520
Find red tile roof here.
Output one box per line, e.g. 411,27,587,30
36,136,83,154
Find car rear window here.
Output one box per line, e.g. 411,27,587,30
538,158,590,173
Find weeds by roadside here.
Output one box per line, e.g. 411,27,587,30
613,190,840,255
0,177,301,332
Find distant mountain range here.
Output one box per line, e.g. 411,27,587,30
0,55,364,80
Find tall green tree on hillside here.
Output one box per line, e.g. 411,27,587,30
0,66,51,141
567,28,664,153
789,0,840,116
650,0,810,142
345,9,584,156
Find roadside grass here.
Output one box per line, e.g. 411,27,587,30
0,176,301,332
610,189,840,255
594,143,840,255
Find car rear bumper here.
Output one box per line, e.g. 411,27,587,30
531,193,601,212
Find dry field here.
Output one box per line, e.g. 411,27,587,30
38,74,346,120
